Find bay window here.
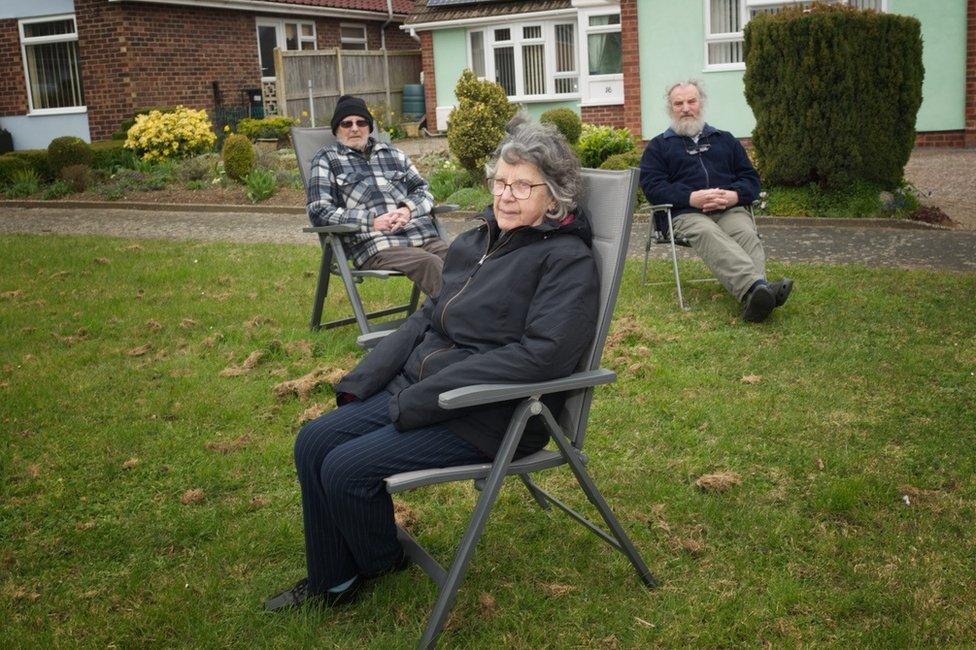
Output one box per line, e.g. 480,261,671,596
705,0,887,69
19,15,85,113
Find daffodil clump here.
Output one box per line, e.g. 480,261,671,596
124,106,216,162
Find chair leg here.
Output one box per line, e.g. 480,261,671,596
309,242,333,331
541,410,658,589
407,282,422,316
417,402,535,649
667,213,688,311
330,241,373,336
642,220,654,285
519,475,551,511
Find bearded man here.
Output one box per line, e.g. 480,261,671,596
307,95,448,296
639,80,792,322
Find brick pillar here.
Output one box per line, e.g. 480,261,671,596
620,0,642,139
419,31,439,134
966,0,976,147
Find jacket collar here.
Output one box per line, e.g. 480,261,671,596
475,205,593,249
334,135,389,156
662,123,720,139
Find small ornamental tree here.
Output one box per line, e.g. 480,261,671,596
447,70,517,174
743,4,923,189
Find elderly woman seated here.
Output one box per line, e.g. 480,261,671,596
266,114,600,611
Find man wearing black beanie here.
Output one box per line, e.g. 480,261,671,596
307,94,448,296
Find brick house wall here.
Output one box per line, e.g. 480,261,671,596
0,19,27,118
580,105,625,129
965,0,976,146
419,31,438,133
620,0,641,138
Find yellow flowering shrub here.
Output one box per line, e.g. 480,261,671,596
124,106,217,162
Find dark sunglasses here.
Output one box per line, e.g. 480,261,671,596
339,119,369,129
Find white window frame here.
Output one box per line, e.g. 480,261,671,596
578,7,623,106
339,23,368,50
704,0,888,71
19,14,86,116
467,19,580,102
256,18,317,81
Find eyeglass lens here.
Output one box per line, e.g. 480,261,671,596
491,179,534,199
340,119,369,129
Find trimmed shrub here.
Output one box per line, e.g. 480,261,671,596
222,134,256,181
60,164,93,193
47,136,92,175
447,70,518,174
0,155,29,187
5,150,52,181
575,124,636,169
91,140,135,170
540,108,582,145
743,5,923,189
236,116,298,141
124,106,217,162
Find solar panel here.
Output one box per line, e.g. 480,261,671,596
426,0,506,7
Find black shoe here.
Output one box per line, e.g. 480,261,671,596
742,284,776,323
264,576,362,611
769,278,794,307
362,548,411,579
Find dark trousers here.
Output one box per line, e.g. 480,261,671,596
360,239,450,296
293,390,489,593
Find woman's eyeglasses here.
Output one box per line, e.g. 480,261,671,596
490,179,547,200
339,119,369,129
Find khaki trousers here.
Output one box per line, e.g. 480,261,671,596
360,239,450,296
672,207,765,301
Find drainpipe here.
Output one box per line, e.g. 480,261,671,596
380,0,393,50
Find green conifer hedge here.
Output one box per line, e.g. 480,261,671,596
743,4,923,189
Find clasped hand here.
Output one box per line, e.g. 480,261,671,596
689,188,739,213
374,206,412,232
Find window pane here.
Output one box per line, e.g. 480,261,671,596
494,46,515,95
300,40,315,51
587,32,621,75
25,40,84,109
709,0,741,34
707,40,744,64
555,24,575,73
522,43,545,95
23,19,75,39
285,23,298,50
494,28,510,41
258,25,277,77
301,24,314,37
341,25,365,39
850,0,882,9
469,31,485,77
588,14,620,27
523,25,541,39
555,77,578,94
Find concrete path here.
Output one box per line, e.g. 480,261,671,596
1,205,974,272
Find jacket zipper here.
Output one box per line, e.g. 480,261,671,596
419,344,455,379
438,221,515,332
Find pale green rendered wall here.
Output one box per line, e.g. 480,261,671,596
433,29,468,108
638,0,966,139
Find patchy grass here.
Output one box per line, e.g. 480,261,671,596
1,234,975,647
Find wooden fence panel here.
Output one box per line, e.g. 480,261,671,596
275,48,421,127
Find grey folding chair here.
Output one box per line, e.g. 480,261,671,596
641,202,760,310
292,126,452,340
384,168,658,649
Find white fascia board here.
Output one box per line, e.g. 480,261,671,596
107,0,407,20
404,8,576,32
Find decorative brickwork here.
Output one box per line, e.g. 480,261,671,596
620,0,641,138
581,104,625,129
0,19,27,119
419,31,438,133
966,0,976,147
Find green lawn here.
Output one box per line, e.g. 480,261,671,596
2,234,974,648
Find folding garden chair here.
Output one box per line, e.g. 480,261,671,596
291,126,453,340
384,168,658,648
641,202,760,310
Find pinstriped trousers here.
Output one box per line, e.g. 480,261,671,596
293,390,489,594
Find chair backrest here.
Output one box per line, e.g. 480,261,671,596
291,126,393,190
558,168,637,449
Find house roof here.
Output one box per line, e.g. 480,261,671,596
404,0,573,26
263,0,415,13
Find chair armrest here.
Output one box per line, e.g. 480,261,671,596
356,330,393,348
432,204,459,215
438,368,616,410
303,224,360,234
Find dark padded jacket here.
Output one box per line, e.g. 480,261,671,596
638,123,760,218
334,206,600,458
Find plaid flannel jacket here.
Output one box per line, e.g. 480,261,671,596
306,137,439,267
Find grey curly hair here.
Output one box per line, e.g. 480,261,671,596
484,112,582,220
664,80,707,116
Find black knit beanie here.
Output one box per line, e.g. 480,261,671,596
330,95,374,135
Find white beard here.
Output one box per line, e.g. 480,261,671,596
671,114,705,138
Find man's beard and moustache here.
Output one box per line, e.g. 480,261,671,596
671,112,705,138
